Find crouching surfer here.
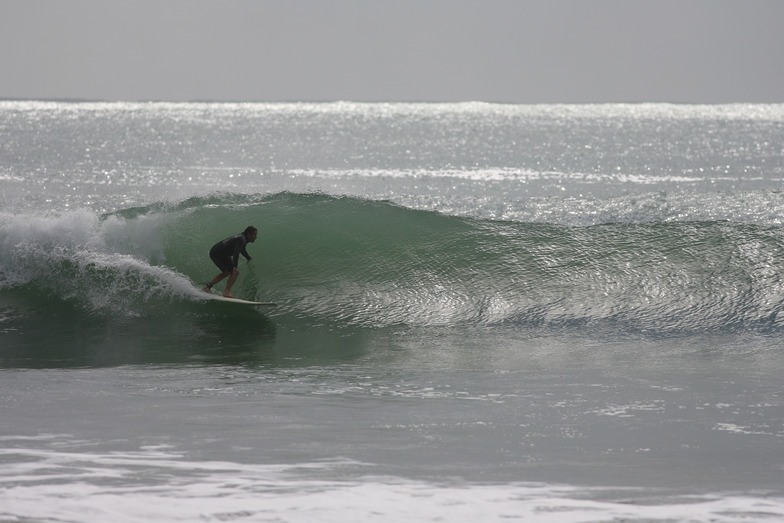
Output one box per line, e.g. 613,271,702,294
202,226,258,298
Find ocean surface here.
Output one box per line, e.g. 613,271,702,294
1,101,784,522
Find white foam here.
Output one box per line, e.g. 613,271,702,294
0,209,198,312
1,443,782,523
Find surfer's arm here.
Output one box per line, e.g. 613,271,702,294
231,244,243,268
231,242,251,267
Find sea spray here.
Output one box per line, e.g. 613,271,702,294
0,209,198,316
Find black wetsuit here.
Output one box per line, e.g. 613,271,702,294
209,234,251,273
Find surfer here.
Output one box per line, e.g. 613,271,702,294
202,226,258,298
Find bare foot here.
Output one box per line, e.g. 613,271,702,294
202,286,213,294
223,293,236,299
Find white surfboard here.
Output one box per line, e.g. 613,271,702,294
204,293,277,306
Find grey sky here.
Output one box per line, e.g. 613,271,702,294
1,0,782,103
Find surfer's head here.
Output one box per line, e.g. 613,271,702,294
243,226,258,242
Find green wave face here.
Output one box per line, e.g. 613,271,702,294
2,192,784,367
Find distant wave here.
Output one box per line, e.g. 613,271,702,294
3,100,784,121
2,192,783,336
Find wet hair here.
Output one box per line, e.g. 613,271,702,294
243,226,258,236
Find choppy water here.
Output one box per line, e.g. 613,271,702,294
1,101,784,521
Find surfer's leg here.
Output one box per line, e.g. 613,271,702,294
204,252,235,293
203,271,230,293
223,270,239,298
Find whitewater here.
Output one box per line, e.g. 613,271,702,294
1,101,784,522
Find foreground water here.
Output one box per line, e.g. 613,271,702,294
1,101,784,521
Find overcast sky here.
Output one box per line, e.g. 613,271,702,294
1,0,782,103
